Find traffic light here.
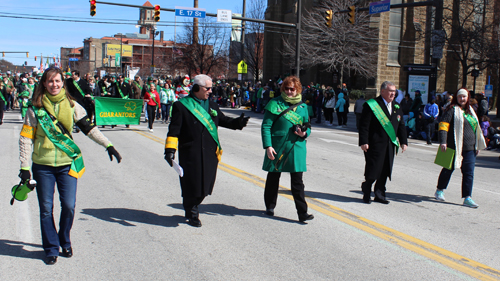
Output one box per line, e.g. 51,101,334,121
2,52,4,57
90,0,96,17
154,5,160,22
325,10,333,27
348,6,355,25
35,56,37,61
26,52,29,58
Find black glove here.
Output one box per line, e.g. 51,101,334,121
164,148,175,167
237,113,250,129
107,146,122,163
19,169,31,183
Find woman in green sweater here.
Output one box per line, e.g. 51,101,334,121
18,67,122,265
261,76,314,223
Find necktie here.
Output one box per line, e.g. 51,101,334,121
387,102,391,116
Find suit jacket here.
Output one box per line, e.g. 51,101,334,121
66,78,92,107
358,96,407,180
167,98,243,198
111,82,132,99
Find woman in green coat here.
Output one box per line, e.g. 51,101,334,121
261,76,314,223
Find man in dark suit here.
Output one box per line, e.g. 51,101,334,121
66,70,95,128
359,81,408,204
164,74,249,227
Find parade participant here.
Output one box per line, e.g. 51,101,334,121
0,76,9,124
175,75,190,99
261,75,314,222
359,81,408,204
143,80,160,132
98,76,111,97
434,88,486,208
131,75,143,100
18,67,122,265
2,74,15,111
164,74,249,227
66,71,94,124
18,78,32,119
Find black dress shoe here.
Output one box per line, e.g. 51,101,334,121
374,197,390,204
188,218,202,227
46,256,57,265
62,247,73,258
265,209,274,216
363,194,371,204
298,213,314,222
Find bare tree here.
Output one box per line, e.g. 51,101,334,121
176,18,230,76
244,0,266,82
440,0,497,88
281,0,377,85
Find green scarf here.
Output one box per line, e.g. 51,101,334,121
42,88,74,135
189,93,210,113
281,92,302,104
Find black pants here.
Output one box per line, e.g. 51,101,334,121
361,150,391,200
425,118,435,143
183,196,205,219
337,111,347,125
147,104,156,129
0,99,4,123
264,172,308,215
324,108,334,123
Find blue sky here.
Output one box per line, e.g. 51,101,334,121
0,0,244,66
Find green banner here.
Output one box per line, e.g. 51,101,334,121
95,97,143,125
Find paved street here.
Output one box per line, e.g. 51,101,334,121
1,108,500,280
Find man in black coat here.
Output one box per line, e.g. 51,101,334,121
66,70,95,124
359,81,408,204
164,74,250,227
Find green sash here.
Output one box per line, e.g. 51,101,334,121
134,81,143,91
116,82,129,99
463,112,478,133
366,99,400,152
179,96,222,161
0,87,6,102
101,86,108,95
32,106,86,178
265,100,304,126
72,80,86,98
149,92,158,107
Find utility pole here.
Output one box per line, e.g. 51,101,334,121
193,0,199,44
240,0,246,65
295,0,302,79
151,26,158,76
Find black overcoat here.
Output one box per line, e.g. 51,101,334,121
358,96,408,180
167,100,243,198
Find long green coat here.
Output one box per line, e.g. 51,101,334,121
261,96,310,172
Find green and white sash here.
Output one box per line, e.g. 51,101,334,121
0,87,6,102
463,112,478,133
32,106,85,178
179,96,222,161
116,82,129,99
366,99,400,153
72,80,86,98
265,100,304,126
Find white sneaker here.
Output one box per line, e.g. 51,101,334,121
149,129,154,133
336,125,343,128
463,197,478,208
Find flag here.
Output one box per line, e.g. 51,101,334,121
94,97,144,125
173,46,183,56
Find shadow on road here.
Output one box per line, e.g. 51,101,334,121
0,239,44,260
81,208,185,227
281,189,361,204
349,190,463,206
168,203,300,224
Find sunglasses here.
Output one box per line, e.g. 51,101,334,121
285,87,296,91
203,86,211,90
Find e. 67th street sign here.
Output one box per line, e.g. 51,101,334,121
175,6,206,18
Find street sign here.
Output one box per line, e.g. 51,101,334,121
175,6,206,18
115,53,120,67
69,58,79,62
237,60,247,74
485,84,493,97
369,0,390,15
217,9,232,23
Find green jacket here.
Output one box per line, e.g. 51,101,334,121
261,96,310,173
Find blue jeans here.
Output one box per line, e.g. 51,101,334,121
437,150,476,198
33,163,77,257
161,103,172,122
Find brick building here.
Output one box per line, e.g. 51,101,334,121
263,0,494,99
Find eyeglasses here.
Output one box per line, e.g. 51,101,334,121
203,86,211,91
285,87,296,91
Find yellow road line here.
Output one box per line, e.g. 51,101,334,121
132,128,500,280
